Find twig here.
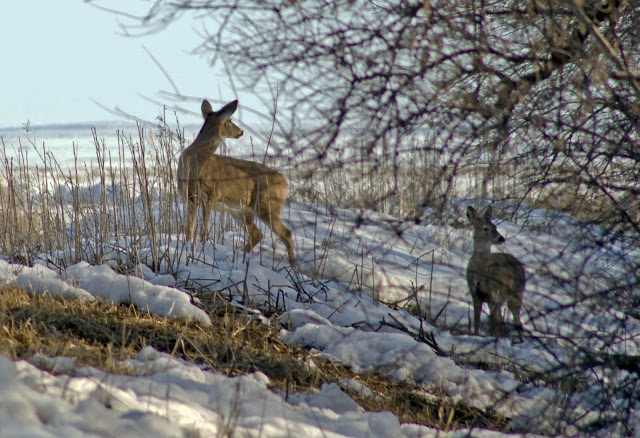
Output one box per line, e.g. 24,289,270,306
378,313,447,357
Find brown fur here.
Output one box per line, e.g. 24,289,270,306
466,205,525,336
177,99,296,267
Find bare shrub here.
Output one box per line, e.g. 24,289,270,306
0,149,43,263
27,1,640,434
0,120,188,271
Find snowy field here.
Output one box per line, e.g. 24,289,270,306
0,126,638,437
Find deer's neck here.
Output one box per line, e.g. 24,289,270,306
472,240,492,257
190,126,223,153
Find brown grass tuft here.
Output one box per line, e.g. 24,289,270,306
0,284,509,431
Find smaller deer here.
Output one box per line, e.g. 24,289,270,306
177,99,296,267
466,205,525,336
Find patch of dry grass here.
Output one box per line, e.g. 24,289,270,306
0,179,42,262
0,284,509,431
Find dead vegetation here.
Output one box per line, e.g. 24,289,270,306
0,283,509,431
0,176,42,262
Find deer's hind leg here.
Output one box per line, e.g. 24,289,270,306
507,294,523,331
488,298,505,336
237,210,263,253
258,201,296,267
270,218,296,267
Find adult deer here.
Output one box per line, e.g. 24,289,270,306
177,99,296,267
466,205,525,336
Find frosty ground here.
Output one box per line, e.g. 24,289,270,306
0,179,638,438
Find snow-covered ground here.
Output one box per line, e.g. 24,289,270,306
0,125,638,437
0,195,638,437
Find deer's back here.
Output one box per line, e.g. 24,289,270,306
179,154,287,205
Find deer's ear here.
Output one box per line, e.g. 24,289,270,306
201,100,213,118
483,205,493,220
217,100,238,120
466,206,478,222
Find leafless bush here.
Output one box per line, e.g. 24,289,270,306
0,121,192,271
68,0,640,434
0,150,42,262
100,1,639,222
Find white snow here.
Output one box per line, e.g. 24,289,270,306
0,348,421,438
0,172,638,436
64,262,210,325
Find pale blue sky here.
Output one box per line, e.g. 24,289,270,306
0,1,260,128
